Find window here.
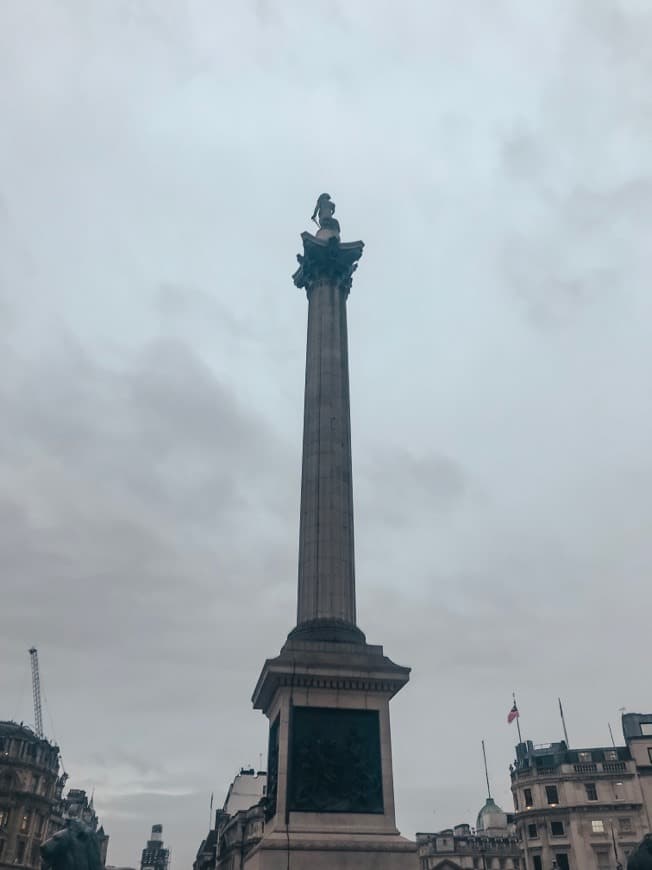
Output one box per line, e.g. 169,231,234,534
551,821,565,837
619,818,633,833
586,783,598,801
34,815,44,837
0,839,4,860
532,856,542,870
648,748,652,764
605,750,618,762
524,788,533,807
596,852,610,870
513,792,519,810
16,839,26,864
528,823,538,839
20,812,31,834
31,776,40,794
578,751,592,763
30,843,41,867
555,855,570,870
592,820,605,833
614,781,624,800
546,785,559,805
641,723,652,736
0,808,9,828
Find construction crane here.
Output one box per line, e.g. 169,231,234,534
28,647,44,738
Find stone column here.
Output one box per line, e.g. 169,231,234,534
289,231,365,645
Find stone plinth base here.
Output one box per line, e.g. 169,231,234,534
243,831,417,870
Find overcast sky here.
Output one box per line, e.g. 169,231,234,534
1,1,651,867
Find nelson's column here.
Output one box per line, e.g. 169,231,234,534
247,196,416,870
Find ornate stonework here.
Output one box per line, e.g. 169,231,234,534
292,233,364,298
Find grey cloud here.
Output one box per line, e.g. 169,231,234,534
1,1,651,867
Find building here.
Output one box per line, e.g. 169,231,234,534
62,789,109,866
510,713,652,870
140,824,170,870
0,721,66,870
193,769,266,870
417,800,521,870
223,770,266,817
622,714,652,829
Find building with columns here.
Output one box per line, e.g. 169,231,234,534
0,721,66,870
510,713,652,870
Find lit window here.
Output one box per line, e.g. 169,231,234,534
586,783,598,801
546,785,559,805
592,820,605,833
20,812,31,834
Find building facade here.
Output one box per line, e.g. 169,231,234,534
140,824,170,870
0,721,66,870
510,714,652,870
417,799,521,870
193,769,267,870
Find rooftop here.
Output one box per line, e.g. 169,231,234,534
0,720,59,750
512,739,631,777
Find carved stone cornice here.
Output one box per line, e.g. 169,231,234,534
292,232,364,297
252,641,410,714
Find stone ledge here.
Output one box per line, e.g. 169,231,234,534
252,642,410,712
250,831,417,853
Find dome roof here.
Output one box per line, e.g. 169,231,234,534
476,797,507,833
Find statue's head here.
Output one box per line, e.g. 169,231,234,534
41,820,102,870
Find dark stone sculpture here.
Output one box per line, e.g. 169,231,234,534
288,706,383,814
628,835,652,870
311,193,340,235
264,716,279,820
41,820,103,870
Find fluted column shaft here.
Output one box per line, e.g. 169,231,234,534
297,274,355,625
290,232,364,643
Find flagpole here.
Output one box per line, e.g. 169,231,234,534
608,723,616,748
558,697,570,746
209,791,214,829
481,740,492,799
513,692,523,743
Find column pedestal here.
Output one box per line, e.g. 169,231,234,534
247,638,416,870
